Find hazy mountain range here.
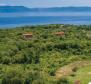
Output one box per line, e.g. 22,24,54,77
0,6,91,13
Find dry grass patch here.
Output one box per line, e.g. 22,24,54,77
55,60,91,78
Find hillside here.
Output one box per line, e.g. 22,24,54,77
29,7,91,12
0,6,30,13
0,24,91,84
1,6,91,13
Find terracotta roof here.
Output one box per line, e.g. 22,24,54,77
54,32,65,35
23,32,33,36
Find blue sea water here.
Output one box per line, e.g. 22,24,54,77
0,12,91,28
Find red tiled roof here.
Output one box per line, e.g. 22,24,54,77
54,32,65,35
23,32,33,36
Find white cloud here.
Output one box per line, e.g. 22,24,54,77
0,3,18,6
0,3,8,6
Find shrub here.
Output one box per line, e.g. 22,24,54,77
72,67,78,72
57,77,69,84
49,68,56,76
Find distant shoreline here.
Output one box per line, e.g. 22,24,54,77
1,6,91,13
0,23,91,29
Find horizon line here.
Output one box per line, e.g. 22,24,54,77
1,5,91,8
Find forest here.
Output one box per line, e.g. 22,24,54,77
0,24,91,84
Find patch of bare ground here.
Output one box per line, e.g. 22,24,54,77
55,60,91,78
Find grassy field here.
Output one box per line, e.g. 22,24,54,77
55,60,91,83
68,65,91,84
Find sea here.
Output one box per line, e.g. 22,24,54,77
0,12,91,28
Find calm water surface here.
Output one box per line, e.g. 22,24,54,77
0,12,91,28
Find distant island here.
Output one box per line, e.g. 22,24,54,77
0,6,30,13
1,6,91,13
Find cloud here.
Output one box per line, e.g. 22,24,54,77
0,3,8,6
0,3,18,6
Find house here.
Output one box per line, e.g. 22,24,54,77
54,32,65,36
23,32,33,39
74,80,80,84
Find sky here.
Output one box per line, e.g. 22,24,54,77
0,0,91,8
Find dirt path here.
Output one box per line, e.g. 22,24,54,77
55,60,91,78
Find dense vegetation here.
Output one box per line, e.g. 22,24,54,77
0,24,91,84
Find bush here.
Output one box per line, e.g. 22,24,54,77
72,67,78,72
70,73,76,77
49,68,56,76
57,77,69,84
